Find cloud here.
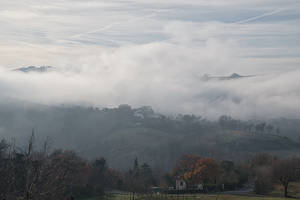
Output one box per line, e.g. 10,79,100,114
0,0,299,120
0,40,300,120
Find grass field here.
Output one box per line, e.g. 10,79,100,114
84,182,300,200
270,182,300,198
84,194,290,200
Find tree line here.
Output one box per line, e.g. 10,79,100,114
164,154,300,198
1,133,300,199
0,104,299,172
0,133,158,200
0,134,120,200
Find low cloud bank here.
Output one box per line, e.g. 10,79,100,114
0,41,299,120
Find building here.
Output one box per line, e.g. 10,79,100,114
175,179,187,190
174,179,204,192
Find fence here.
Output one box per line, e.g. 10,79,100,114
101,193,221,200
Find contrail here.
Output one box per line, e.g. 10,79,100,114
66,4,298,43
69,9,171,40
69,21,129,39
234,7,292,24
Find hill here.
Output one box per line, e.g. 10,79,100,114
0,102,299,170
13,66,54,73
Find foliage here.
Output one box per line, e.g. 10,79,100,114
272,158,300,197
254,167,273,194
0,136,121,200
123,158,156,193
184,158,220,186
172,155,202,178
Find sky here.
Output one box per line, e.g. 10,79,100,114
0,0,299,119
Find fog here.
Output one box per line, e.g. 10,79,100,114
0,0,300,120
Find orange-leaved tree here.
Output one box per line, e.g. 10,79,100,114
172,155,202,178
184,158,220,187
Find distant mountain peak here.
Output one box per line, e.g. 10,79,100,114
14,66,54,73
201,73,254,81
230,73,242,78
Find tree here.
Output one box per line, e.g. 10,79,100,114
184,158,220,189
266,124,274,134
276,127,280,135
105,168,124,190
0,131,88,200
272,158,300,197
0,139,9,158
133,157,139,178
21,131,87,200
219,115,237,130
251,154,277,168
251,154,277,195
89,157,108,195
125,157,143,193
140,163,155,192
0,139,15,199
255,123,266,134
220,160,234,173
39,149,87,200
0,134,128,200
219,160,239,190
254,167,273,194
172,155,202,178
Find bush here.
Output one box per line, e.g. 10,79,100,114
254,167,273,194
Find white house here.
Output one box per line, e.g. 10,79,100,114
174,179,204,191
175,179,187,190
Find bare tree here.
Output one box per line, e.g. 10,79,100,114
272,158,300,197
0,139,15,199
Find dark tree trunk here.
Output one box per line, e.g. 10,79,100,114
284,184,288,197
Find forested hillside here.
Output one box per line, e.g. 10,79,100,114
0,101,300,171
